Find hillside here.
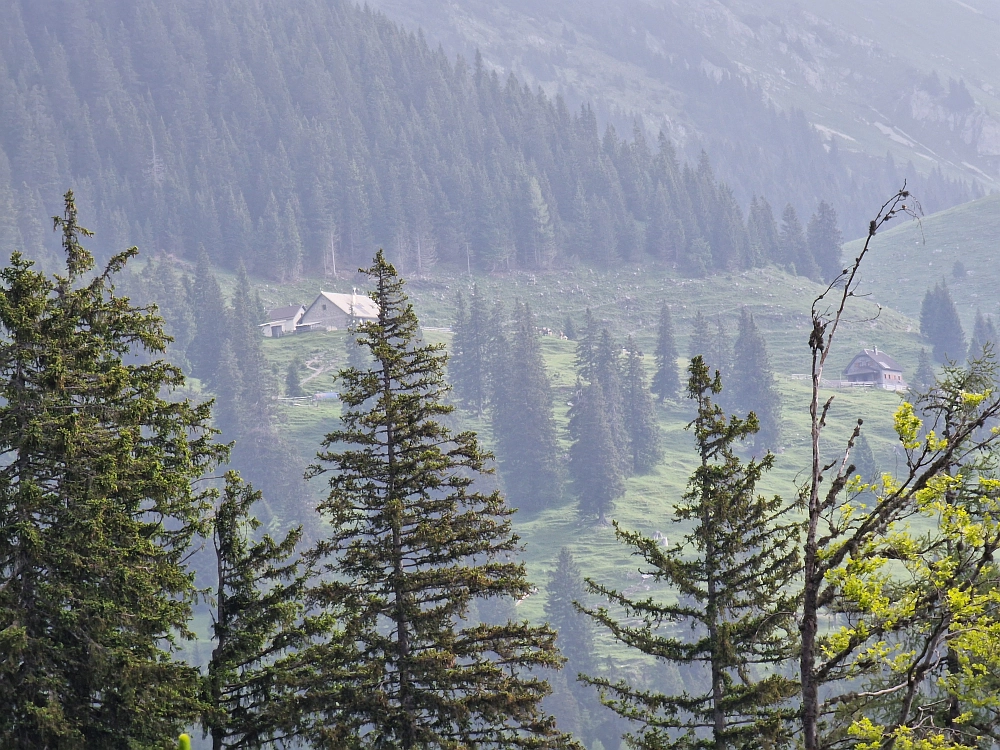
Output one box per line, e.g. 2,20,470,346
247,260,924,633
367,0,991,227
848,192,1000,330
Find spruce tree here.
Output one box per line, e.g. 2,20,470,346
728,308,782,452
806,201,843,282
0,192,227,748
592,328,631,476
911,347,936,393
285,358,305,397
689,310,711,363
449,284,489,415
568,381,625,524
651,303,680,401
188,248,228,382
779,203,818,280
564,315,577,341
920,282,965,362
624,338,663,474
544,548,595,683
302,251,575,749
968,308,997,361
582,357,800,750
205,473,307,750
490,301,563,513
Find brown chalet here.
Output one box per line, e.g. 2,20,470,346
842,348,907,391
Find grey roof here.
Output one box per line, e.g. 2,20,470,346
268,304,304,322
845,348,902,374
313,291,380,319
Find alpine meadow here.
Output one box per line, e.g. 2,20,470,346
4,1,1000,749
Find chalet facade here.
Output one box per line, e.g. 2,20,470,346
259,304,305,338
296,291,380,332
842,348,907,391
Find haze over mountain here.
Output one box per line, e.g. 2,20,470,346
368,0,997,232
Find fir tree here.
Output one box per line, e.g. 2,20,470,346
582,357,800,750
302,251,575,749
592,328,632,477
806,201,843,282
544,548,595,682
851,433,878,485
779,203,818,280
490,301,563,513
624,338,663,473
449,284,489,415
575,308,599,379
564,316,577,341
651,303,680,401
689,310,711,363
0,192,227,747
728,308,782,452
205,473,307,750
285,358,305,397
912,347,936,393
188,248,228,382
920,282,965,362
569,381,625,524
968,308,997,361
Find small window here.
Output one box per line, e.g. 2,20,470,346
322,304,327,311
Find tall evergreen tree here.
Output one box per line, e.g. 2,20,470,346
689,310,712,363
544,548,595,683
285,358,305,398
449,284,489,415
651,303,680,401
582,357,800,750
568,381,625,524
911,347,936,393
188,248,228,382
779,203,817,280
728,308,782,452
920,282,965,362
575,308,599,379
0,192,226,748
592,328,632,476
624,338,663,474
205,473,307,750
968,308,997,361
490,301,563,513
301,251,575,749
806,201,843,282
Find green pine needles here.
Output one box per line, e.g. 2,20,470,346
302,250,577,749
582,357,800,750
0,191,226,748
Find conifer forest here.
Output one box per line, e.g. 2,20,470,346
4,1,1000,749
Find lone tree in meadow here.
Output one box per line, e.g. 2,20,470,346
301,251,576,749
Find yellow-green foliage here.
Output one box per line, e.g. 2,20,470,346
178,734,191,750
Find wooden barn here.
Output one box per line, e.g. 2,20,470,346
296,291,380,332
842,348,907,391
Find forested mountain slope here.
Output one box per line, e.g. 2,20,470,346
367,0,991,231
0,0,780,279
0,0,977,285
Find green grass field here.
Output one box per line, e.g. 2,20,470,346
251,263,922,657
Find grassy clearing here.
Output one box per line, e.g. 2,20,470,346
249,259,920,660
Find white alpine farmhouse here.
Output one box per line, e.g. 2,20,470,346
296,291,380,332
842,348,907,391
